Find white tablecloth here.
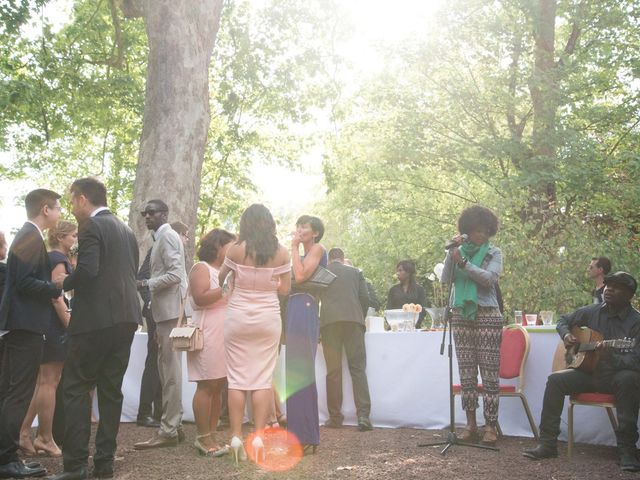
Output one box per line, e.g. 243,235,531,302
120,329,638,447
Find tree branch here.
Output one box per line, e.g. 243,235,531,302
607,116,640,157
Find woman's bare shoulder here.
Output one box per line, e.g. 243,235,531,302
276,244,291,264
226,242,245,262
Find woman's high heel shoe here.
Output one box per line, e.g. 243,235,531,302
251,436,265,463
230,436,246,465
276,414,287,428
302,444,317,455
32,438,62,458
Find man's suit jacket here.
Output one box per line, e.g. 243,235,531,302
148,223,187,323
319,261,369,328
0,262,7,301
137,247,153,320
63,210,142,335
0,222,60,334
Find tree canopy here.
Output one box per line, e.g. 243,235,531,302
1,0,639,316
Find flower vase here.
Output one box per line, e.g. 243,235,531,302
425,307,446,330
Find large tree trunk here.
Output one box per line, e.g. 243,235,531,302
528,0,558,215
124,0,224,260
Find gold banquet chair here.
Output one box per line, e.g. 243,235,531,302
453,324,539,439
551,339,619,457
567,392,618,457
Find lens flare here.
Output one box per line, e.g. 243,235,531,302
244,428,303,472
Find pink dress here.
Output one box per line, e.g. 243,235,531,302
187,262,227,382
223,257,290,390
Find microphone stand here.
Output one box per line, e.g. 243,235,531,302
418,248,498,455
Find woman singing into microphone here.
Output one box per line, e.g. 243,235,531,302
441,205,502,445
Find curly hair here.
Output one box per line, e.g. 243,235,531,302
48,220,77,249
296,215,324,243
457,205,499,237
197,229,236,263
237,204,279,266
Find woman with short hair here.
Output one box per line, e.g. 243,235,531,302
441,205,503,445
285,215,327,454
187,228,235,457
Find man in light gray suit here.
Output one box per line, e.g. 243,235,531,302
134,200,187,450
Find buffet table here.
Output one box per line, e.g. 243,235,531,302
119,329,636,447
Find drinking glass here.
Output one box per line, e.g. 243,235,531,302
540,310,554,326
525,314,537,326
514,310,523,324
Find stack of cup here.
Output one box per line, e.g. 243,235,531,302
515,310,523,326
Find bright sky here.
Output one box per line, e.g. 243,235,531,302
0,0,444,243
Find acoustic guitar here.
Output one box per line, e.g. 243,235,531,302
564,326,635,373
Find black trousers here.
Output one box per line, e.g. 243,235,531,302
0,330,43,464
320,322,371,421
539,368,640,449
62,323,136,472
137,316,162,420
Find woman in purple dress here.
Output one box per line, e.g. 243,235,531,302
286,215,326,453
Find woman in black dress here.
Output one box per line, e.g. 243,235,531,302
19,220,77,457
386,260,427,328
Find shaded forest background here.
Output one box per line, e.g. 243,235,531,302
1,0,639,316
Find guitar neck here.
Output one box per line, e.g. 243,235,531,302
578,339,634,352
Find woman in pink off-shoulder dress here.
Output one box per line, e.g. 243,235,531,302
218,204,291,464
187,228,235,457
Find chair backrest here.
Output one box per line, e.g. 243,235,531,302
499,324,530,385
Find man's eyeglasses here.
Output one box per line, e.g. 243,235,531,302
140,209,166,217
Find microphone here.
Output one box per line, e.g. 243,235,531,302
445,234,468,250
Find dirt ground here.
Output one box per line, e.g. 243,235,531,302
32,423,637,480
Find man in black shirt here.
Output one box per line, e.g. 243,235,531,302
588,256,611,304
523,271,640,472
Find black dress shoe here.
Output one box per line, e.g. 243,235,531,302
522,444,558,460
136,416,160,428
91,464,113,479
0,460,46,478
46,468,88,480
619,450,640,472
357,417,373,432
324,418,343,429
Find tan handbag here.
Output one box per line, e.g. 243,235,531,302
169,290,203,352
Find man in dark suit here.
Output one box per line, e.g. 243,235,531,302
135,247,162,428
320,248,373,431
0,189,62,479
48,178,141,480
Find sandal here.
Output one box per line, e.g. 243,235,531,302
33,438,62,458
459,426,479,442
194,433,229,457
481,425,498,445
276,414,287,428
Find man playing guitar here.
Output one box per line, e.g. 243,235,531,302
523,272,640,472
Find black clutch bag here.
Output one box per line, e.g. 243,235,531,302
291,266,337,294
